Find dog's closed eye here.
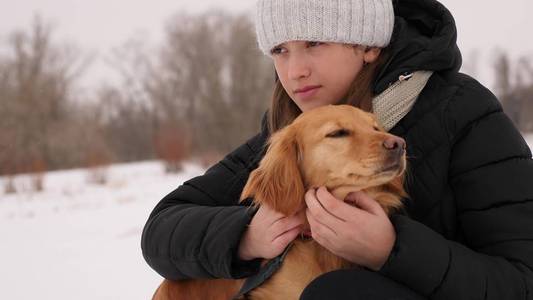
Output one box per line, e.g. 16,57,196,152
326,129,351,138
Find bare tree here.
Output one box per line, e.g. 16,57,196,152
0,15,86,181
493,50,512,106
223,14,273,147
146,10,272,156
0,10,276,186
493,50,533,132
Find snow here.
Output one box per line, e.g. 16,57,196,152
0,133,532,300
526,133,533,152
0,161,205,300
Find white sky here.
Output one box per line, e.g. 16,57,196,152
1,0,533,91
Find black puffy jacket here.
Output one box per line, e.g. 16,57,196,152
141,0,533,298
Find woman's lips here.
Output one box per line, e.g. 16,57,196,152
295,86,321,100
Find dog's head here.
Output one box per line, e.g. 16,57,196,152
241,105,406,216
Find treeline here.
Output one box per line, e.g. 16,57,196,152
1,12,532,185
493,51,533,131
0,12,273,182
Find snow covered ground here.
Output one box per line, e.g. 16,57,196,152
0,161,205,300
0,134,531,300
523,133,533,155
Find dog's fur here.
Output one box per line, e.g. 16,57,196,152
152,105,407,300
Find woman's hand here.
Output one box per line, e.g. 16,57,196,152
305,186,396,271
238,204,305,261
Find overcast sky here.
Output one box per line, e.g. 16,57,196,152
1,0,532,90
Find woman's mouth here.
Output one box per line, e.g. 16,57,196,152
295,86,321,100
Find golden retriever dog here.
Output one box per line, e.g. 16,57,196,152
152,104,407,300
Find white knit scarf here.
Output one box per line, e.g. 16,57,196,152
372,71,434,131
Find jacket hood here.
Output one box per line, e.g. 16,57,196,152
373,0,463,94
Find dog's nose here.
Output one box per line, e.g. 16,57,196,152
383,136,406,151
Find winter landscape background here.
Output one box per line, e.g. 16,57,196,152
1,0,533,299
0,161,204,299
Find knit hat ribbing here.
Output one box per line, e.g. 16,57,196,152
255,0,395,56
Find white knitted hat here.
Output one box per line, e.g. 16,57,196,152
255,0,395,56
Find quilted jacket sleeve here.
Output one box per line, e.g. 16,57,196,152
141,115,269,280
378,81,533,299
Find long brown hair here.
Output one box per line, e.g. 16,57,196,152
267,45,391,134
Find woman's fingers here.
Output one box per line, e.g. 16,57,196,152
305,188,346,229
345,191,386,217
241,203,308,260
306,209,335,247
256,204,285,227
270,216,304,240
271,224,301,250
314,186,357,221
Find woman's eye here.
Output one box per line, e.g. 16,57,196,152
326,129,350,138
271,42,322,55
308,41,322,48
270,47,285,55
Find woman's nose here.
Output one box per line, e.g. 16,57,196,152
288,55,311,80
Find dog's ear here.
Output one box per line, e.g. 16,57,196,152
240,126,305,216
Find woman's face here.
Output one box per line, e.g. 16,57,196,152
271,41,380,112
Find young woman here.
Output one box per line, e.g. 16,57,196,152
141,0,533,299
